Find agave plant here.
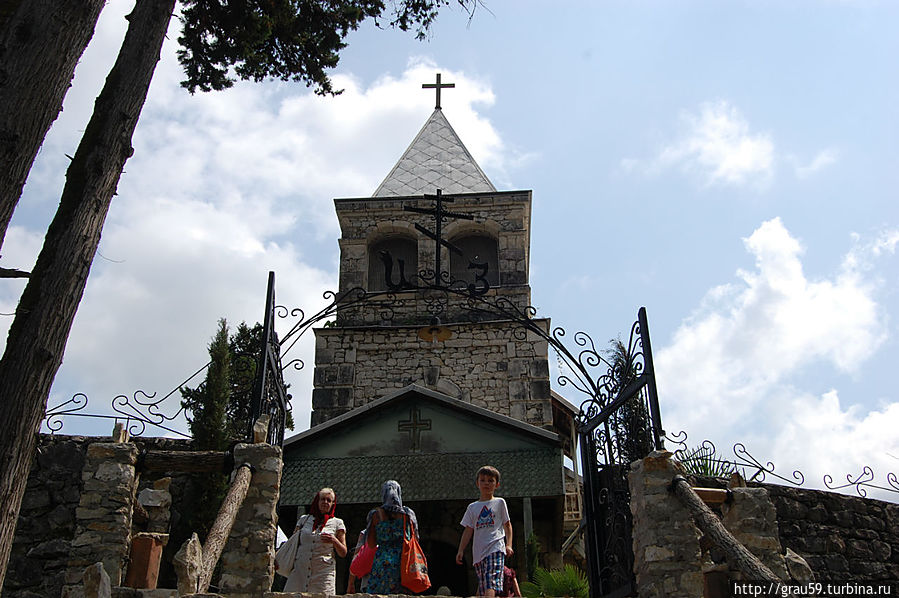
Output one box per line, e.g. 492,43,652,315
520,565,589,598
676,443,738,478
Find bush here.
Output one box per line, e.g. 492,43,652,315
520,565,589,598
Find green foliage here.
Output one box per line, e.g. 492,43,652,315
520,566,589,598
179,319,232,540
178,318,294,540
181,319,232,450
676,444,737,478
181,320,294,445
605,338,654,465
177,0,476,94
525,531,540,582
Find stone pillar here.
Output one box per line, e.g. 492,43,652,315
218,442,282,595
628,451,703,598
721,487,790,580
63,441,138,597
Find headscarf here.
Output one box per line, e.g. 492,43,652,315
380,480,419,537
310,488,337,531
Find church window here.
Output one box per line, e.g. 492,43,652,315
450,234,499,287
368,236,418,291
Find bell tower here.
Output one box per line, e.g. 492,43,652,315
310,76,556,433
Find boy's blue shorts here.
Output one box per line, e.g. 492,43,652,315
474,551,505,594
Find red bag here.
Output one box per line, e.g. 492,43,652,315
400,515,431,593
350,541,376,578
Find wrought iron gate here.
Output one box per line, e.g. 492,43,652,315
249,271,289,445
576,307,664,598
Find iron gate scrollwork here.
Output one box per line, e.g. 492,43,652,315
576,307,664,598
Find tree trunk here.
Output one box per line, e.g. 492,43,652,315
670,476,781,583
198,463,253,593
0,0,106,250
0,0,175,587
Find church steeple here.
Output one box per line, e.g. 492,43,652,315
372,105,496,196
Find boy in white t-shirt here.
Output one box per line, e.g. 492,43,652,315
455,465,514,597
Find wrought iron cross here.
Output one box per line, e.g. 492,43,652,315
398,406,432,451
404,189,473,284
422,73,455,109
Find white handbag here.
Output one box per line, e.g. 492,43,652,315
275,515,310,577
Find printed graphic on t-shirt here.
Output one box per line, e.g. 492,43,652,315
476,505,495,529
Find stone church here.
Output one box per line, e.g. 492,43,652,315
279,77,580,595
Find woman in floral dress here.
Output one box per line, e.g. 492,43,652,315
365,480,420,594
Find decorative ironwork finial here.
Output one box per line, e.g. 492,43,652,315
422,73,455,109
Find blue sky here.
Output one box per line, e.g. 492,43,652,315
3,0,897,499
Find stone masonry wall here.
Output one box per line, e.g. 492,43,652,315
62,441,139,596
4,435,195,598
766,485,899,582
633,466,899,595
220,443,283,595
335,191,532,293
629,451,704,598
4,435,89,598
311,319,552,427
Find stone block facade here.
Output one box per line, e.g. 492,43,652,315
631,459,899,596
219,443,283,595
333,190,533,326
63,441,139,596
721,487,790,580
311,319,553,427
4,436,88,598
766,485,899,582
629,451,704,598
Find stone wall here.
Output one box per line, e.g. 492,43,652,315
4,435,89,598
4,435,196,597
630,456,899,597
766,485,899,582
62,441,140,596
219,443,283,594
629,452,704,597
311,319,552,427
334,191,532,301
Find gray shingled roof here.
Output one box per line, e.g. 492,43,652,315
281,449,564,505
373,109,496,197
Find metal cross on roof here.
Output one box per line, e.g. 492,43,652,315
422,73,455,110
404,189,473,283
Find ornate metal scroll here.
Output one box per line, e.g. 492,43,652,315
111,388,191,437
665,432,898,498
42,380,198,439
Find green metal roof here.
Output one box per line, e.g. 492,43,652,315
281,448,564,505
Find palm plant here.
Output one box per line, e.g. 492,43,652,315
520,566,589,598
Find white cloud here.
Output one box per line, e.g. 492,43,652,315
649,100,774,187
792,148,839,179
656,218,898,499
3,5,510,436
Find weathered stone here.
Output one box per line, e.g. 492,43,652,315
27,538,71,559
86,443,137,463
138,488,172,509
111,422,129,444
785,548,813,582
174,533,202,596
83,562,111,598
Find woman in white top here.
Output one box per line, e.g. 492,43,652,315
284,487,348,594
